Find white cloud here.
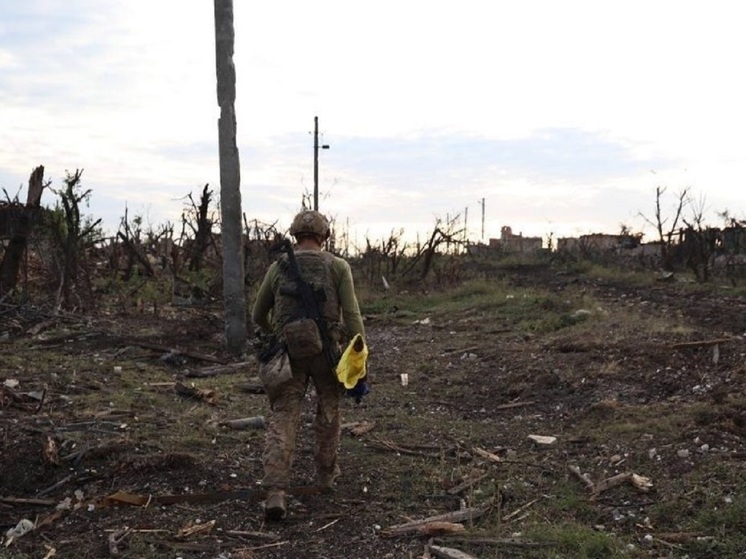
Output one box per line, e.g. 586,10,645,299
1,0,744,244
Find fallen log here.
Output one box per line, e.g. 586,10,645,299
0,497,58,507
670,337,736,350
380,498,494,537
417,522,465,536
220,416,266,430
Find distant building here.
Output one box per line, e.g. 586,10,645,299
557,233,638,253
488,226,543,254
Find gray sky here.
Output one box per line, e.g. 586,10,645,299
1,0,744,247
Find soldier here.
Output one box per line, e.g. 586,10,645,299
251,210,366,520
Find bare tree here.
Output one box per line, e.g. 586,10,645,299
639,186,689,271
214,0,246,355
184,184,215,272
49,170,102,311
682,194,717,282
402,217,464,281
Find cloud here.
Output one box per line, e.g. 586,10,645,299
2,0,745,246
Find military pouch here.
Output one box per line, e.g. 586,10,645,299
282,318,323,359
259,349,293,389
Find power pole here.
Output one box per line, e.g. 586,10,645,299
477,197,485,240
464,206,468,246
313,116,329,211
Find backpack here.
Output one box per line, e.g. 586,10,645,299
274,250,340,359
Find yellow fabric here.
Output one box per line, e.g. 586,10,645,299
335,334,368,388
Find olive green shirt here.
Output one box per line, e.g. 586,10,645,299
251,249,365,341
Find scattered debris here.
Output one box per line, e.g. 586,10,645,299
220,416,266,430
417,521,465,536
174,382,218,405
569,465,653,499
427,544,479,559
341,420,376,436
502,498,540,522
123,339,226,364
472,447,501,464
4,518,35,546
380,498,494,537
235,380,265,394
107,527,131,556
184,361,253,378
368,436,445,458
43,436,60,465
492,400,535,411
0,385,46,412
223,530,281,541
446,471,489,495
315,518,341,533
670,337,736,350
528,434,557,446
176,519,216,539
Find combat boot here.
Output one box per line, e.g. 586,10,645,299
264,489,286,521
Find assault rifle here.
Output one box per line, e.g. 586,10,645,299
276,239,338,370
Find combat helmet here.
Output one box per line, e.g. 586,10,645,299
289,210,330,239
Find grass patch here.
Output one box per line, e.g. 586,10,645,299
521,522,625,558
361,278,606,335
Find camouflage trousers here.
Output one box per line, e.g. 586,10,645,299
262,351,343,489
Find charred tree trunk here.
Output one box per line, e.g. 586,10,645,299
214,0,247,355
0,166,45,296
188,184,213,272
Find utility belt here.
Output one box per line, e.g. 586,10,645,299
254,320,343,365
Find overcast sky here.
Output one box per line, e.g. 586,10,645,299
1,0,744,247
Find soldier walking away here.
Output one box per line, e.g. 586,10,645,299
251,210,366,521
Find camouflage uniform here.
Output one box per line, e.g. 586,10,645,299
261,350,343,489
251,211,365,498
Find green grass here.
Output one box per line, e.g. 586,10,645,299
525,522,623,558
360,278,605,336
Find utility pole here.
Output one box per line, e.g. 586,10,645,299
464,206,468,246
313,116,329,211
477,197,485,240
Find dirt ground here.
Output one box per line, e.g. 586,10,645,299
1,265,745,558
